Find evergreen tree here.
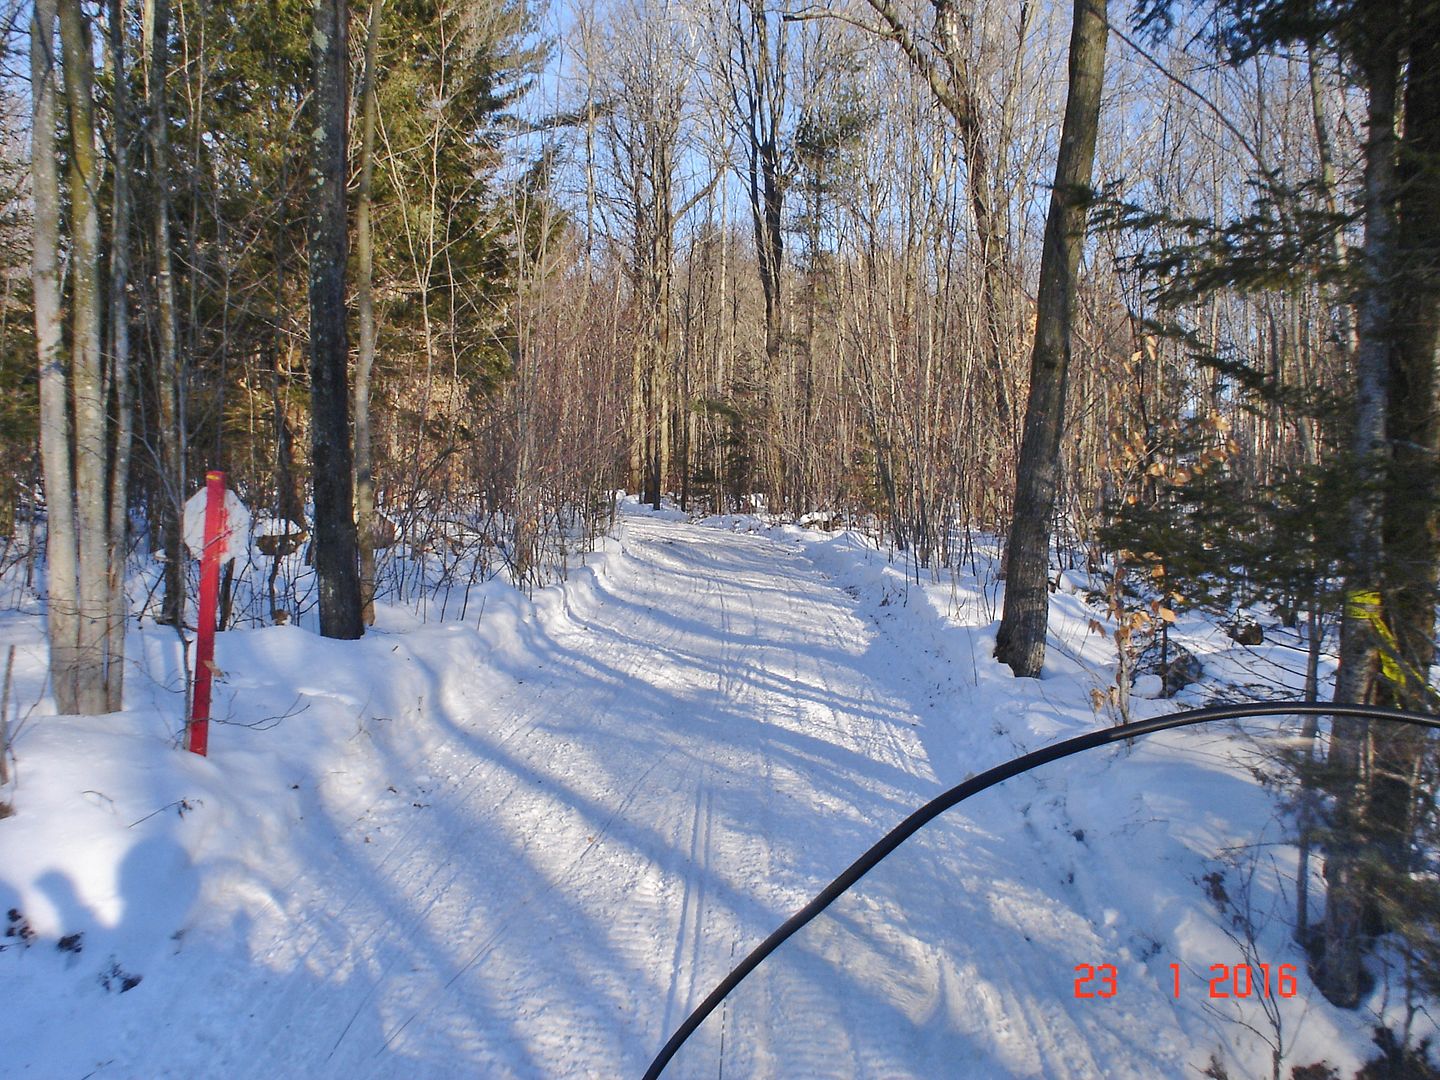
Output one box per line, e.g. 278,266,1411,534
1120,0,1440,1009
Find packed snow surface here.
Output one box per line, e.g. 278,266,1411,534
0,504,1420,1077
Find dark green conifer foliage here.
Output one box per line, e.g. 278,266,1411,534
1111,0,1440,1017
369,0,545,400
1095,173,1357,620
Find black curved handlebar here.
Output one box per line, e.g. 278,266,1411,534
642,701,1440,1079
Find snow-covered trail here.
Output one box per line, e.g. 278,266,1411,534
141,513,974,1079
6,512,1346,1079
208,514,1152,1080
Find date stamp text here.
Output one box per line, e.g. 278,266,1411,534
1073,962,1300,1000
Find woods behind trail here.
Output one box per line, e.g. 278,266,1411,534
3,0,1438,1034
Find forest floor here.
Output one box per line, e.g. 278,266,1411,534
0,501,1427,1078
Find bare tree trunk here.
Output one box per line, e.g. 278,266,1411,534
994,0,1106,677
1,646,13,788
1307,39,1354,361
265,149,306,542
731,0,785,373
1291,33,1343,958
31,0,81,715
937,1,1012,437
602,9,690,509
1379,0,1440,711
1332,28,1399,706
1360,0,1440,976
630,334,646,494
307,0,363,639
655,254,672,508
146,0,187,629
1320,10,1401,1009
355,0,383,625
59,0,112,714
105,0,135,712
857,0,1014,436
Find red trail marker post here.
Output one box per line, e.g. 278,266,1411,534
188,471,229,756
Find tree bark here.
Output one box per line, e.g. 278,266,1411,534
31,0,81,714
994,0,1107,677
307,0,364,639
146,0,187,629
736,0,785,372
1361,0,1440,976
1320,8,1402,1009
58,0,113,714
716,0,787,506
355,0,383,625
105,0,136,712
1378,0,1440,711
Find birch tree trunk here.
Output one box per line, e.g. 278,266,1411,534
308,0,364,639
58,0,113,714
994,0,1106,677
30,0,81,715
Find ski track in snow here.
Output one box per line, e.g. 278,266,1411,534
4,512,1366,1078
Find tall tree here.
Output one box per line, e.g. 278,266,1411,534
367,0,541,509
1325,0,1440,1008
854,0,1020,435
105,0,136,711
1126,0,1440,1008
59,0,112,713
354,0,383,626
145,0,187,628
1318,0,1402,1009
994,0,1107,676
30,0,80,713
594,0,695,506
720,0,788,373
1374,1,1440,709
32,0,132,712
307,0,364,638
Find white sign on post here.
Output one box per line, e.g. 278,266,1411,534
182,487,251,563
